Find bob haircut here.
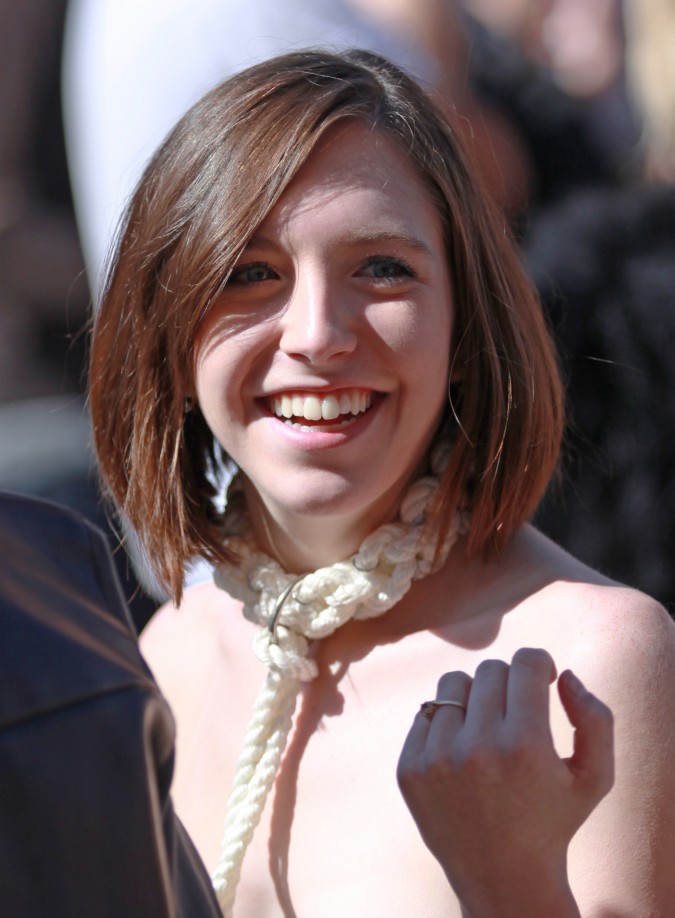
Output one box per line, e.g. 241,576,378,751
90,48,563,603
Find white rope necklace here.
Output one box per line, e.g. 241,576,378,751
210,443,465,915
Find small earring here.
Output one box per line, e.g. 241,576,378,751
184,396,195,413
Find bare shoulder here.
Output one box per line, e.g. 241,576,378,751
497,527,675,697
140,580,245,701
141,581,225,657
515,525,671,625
557,578,675,714
530,528,674,665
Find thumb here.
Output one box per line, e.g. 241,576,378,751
558,669,615,802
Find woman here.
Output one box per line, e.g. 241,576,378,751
90,50,675,916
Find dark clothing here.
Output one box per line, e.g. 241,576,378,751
0,491,220,917
527,184,675,611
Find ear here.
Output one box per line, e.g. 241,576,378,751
183,371,197,401
182,367,198,410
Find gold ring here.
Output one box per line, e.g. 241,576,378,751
420,700,467,721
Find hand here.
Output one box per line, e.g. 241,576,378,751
397,648,614,917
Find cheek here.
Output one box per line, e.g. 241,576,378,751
193,347,240,439
369,300,452,371
405,306,453,414
194,323,269,399
195,346,224,399
382,307,451,392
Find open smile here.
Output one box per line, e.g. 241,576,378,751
264,388,375,430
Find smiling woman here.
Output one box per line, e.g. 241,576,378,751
91,50,560,599
89,50,675,918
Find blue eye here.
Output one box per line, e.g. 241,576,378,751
227,262,278,285
359,256,415,280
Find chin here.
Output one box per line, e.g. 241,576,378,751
263,466,409,529
277,477,365,517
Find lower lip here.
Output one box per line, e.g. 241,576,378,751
260,399,382,450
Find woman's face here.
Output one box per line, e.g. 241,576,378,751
194,120,453,545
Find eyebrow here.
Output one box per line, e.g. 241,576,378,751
341,229,436,258
241,230,436,259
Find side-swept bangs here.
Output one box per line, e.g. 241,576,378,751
90,48,563,602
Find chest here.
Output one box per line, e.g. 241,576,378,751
243,675,461,917
173,636,467,917
169,608,577,917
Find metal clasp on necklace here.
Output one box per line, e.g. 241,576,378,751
268,576,304,642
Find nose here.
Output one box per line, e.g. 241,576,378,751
279,269,357,364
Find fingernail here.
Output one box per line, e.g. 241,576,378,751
562,669,585,699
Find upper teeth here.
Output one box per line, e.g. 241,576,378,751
270,390,372,421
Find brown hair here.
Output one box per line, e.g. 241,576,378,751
90,48,563,603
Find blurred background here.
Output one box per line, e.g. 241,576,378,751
1,0,673,628
0,0,156,623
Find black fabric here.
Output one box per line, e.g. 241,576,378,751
0,491,221,917
527,185,675,611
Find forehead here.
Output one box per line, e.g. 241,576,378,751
261,121,444,242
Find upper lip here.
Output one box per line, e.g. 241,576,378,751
259,383,380,397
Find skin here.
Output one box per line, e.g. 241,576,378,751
142,122,675,915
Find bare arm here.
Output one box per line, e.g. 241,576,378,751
565,598,675,914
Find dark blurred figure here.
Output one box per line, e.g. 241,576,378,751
0,0,155,628
0,0,87,398
0,491,220,916
526,0,675,612
463,0,641,222
529,183,675,610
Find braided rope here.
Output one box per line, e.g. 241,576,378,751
211,670,299,915
210,444,466,913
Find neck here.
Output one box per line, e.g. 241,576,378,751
241,479,404,574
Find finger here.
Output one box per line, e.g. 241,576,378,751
399,671,471,761
463,658,509,732
397,671,471,793
398,707,431,770
558,669,615,800
435,670,472,708
504,647,557,739
424,670,472,753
